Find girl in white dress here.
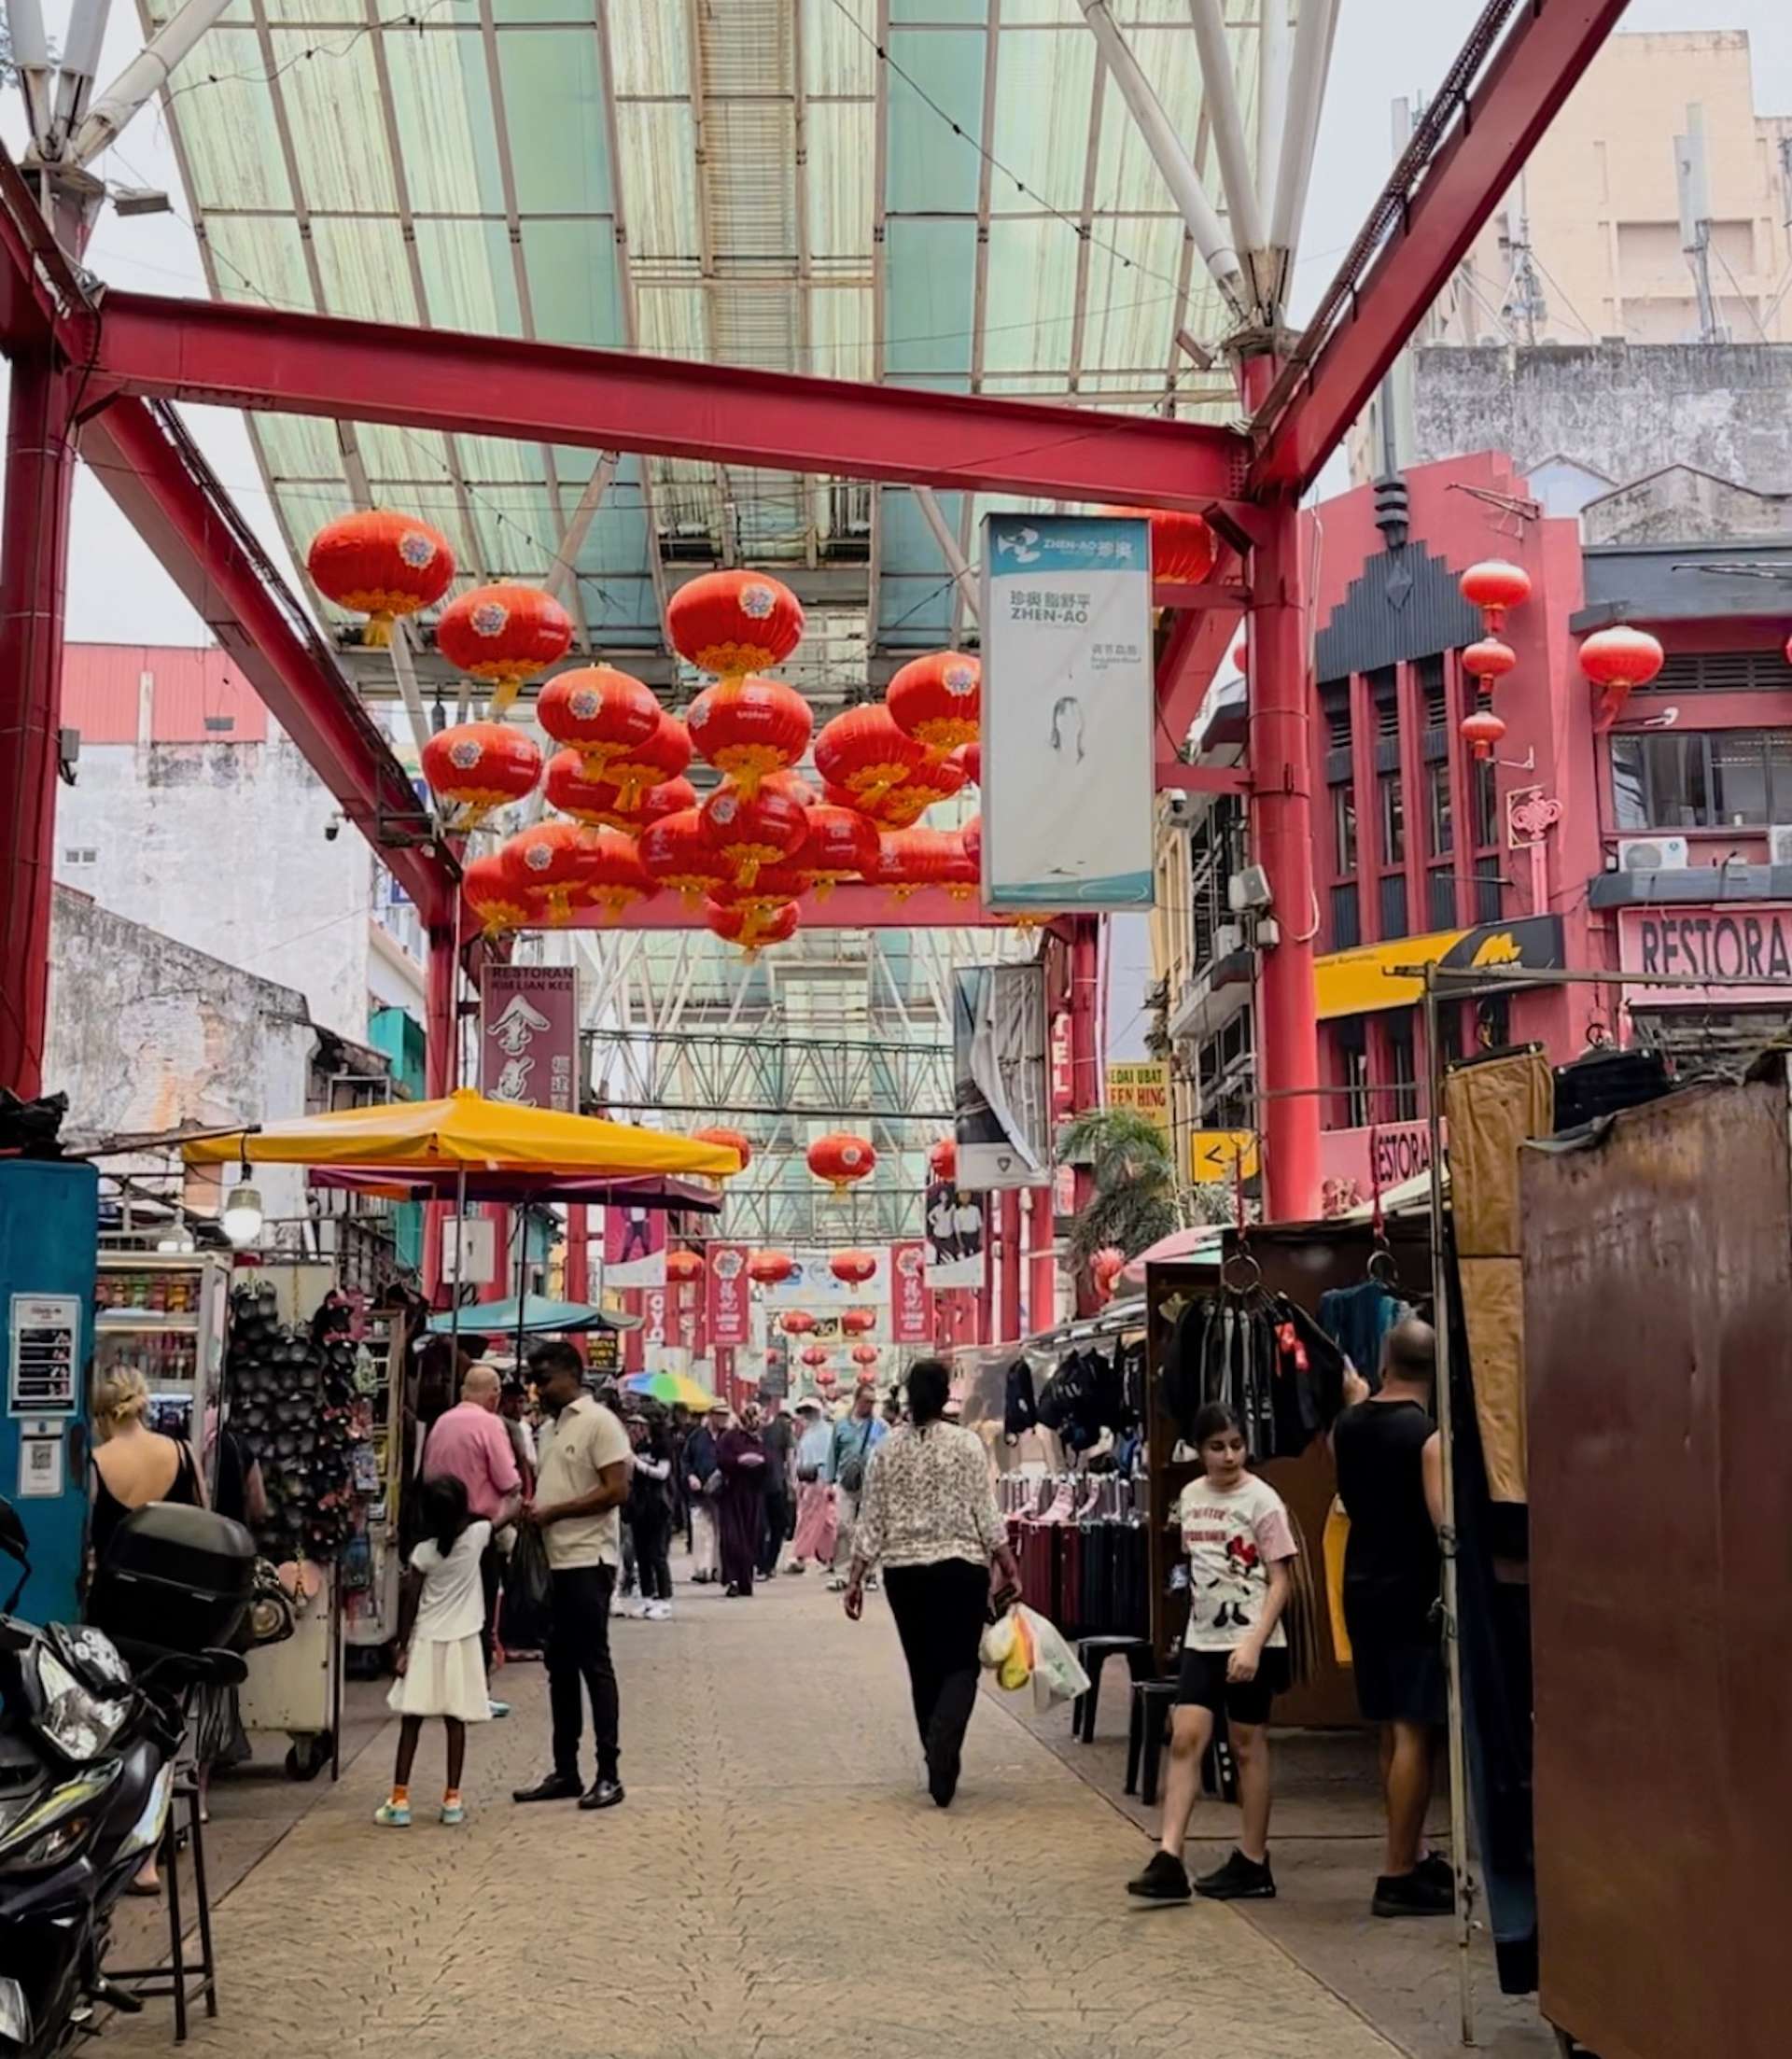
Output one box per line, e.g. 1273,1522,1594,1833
375,1476,492,1827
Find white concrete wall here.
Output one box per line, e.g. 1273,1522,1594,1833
52,735,383,1043
47,888,317,1222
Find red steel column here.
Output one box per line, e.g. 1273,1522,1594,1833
1067,917,1102,1210
1027,1186,1056,1335
1247,492,1323,1220
998,1189,1022,1344
422,924,459,1300
564,1203,590,1302
1237,349,1322,1220
0,355,77,1099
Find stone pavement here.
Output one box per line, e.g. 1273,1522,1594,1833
105,1574,1400,2059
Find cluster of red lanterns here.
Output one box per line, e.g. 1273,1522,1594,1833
308,516,1009,950
1456,560,1533,762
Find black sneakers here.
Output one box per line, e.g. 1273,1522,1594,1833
1195,1849,1276,1900
1127,1851,1193,1902
1372,1865,1455,1917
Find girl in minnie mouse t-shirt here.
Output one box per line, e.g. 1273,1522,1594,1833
1126,1403,1298,1906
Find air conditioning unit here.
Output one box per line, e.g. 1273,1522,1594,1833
1768,825,1792,869
1615,834,1690,874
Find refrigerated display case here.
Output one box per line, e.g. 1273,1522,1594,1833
93,1252,231,1446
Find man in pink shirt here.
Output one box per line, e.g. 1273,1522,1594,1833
423,1365,523,1709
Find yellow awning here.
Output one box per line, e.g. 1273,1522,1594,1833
1314,914,1566,1019
182,1088,742,1179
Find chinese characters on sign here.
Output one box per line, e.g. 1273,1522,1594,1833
480,965,579,1112
889,1241,931,1345
981,514,1154,911
705,1243,750,1348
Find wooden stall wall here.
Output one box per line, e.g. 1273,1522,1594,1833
1523,1076,1792,2059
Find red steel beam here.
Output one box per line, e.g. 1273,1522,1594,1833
564,887,1006,932
87,289,1252,511
82,397,460,926
1250,0,1632,493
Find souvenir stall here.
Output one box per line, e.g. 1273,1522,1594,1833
1142,1214,1434,1726
957,1303,1153,1648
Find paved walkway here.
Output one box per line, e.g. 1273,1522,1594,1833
108,1576,1398,2059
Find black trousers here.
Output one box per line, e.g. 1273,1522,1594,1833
758,1492,791,1576
547,1565,620,1783
631,1514,673,1602
883,1558,990,1774
478,1539,502,1674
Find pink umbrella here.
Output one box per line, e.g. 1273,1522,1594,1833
1119,1225,1225,1289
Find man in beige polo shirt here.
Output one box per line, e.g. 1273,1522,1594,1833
511,1340,633,1812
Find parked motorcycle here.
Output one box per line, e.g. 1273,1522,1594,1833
0,1496,254,2056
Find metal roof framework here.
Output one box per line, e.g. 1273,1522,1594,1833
0,0,1634,1236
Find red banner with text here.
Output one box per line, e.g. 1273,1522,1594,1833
705,1242,751,1349
889,1240,932,1344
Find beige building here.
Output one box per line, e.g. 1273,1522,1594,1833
1437,31,1792,350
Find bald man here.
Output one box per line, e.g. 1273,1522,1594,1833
424,1364,524,1702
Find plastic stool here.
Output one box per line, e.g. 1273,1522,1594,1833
1072,1633,1154,1743
1125,1678,1180,1804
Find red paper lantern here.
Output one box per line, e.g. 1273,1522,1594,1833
928,1137,956,1182
700,783,809,889
1232,636,1249,675
421,721,542,822
1100,506,1214,584
781,1310,817,1336
841,1308,876,1337
705,897,801,956
764,770,819,809
665,1249,705,1284
464,850,532,935
1460,560,1532,632
830,1249,877,1286
850,1343,879,1368
437,584,573,712
599,714,694,813
1579,624,1664,731
869,752,969,828
307,510,455,647
1461,707,1506,762
960,815,982,876
807,1133,876,1193
1784,633,1792,667
911,826,978,901
641,809,730,905
747,1249,796,1287
667,569,805,682
951,740,981,789
887,651,982,759
686,677,812,798
536,665,660,775
801,1346,830,1368
708,862,808,917
867,829,933,902
1463,637,1518,690
692,1125,751,1172
798,804,879,897
582,827,654,921
815,705,930,812
498,819,605,925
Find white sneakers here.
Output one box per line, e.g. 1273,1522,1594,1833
644,1601,672,1621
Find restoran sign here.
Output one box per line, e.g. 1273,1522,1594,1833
1617,904,1792,1005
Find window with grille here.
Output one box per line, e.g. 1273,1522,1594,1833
1335,1017,1370,1129
1648,650,1788,696
1320,680,1352,749
1385,1011,1419,1121
1371,667,1400,738
1419,653,1448,731
1612,729,1792,830
62,847,97,867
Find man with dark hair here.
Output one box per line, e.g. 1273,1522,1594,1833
1332,1317,1451,1917
513,1340,633,1813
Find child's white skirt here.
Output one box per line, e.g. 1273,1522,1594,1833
387,1633,490,1721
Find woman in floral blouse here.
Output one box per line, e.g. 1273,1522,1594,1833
844,1359,1021,1808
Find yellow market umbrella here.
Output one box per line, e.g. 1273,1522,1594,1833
182,1087,742,1180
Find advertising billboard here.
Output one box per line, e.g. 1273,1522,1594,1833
953,962,1050,1190
480,965,579,1111
980,512,1154,910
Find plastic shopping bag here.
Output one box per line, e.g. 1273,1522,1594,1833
500,1523,553,1651
978,1611,1017,1673
1018,1605,1092,1713
980,1604,1037,1691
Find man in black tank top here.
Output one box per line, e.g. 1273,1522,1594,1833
1332,1318,1450,1919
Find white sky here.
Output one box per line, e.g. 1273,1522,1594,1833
10,0,1792,644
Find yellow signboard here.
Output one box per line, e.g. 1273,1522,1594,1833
1313,915,1565,1019
1190,1130,1258,1184
1107,1060,1171,1137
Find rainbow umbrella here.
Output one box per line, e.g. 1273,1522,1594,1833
623,1371,719,1410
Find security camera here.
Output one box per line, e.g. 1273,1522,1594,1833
1158,790,1193,825
324,811,344,842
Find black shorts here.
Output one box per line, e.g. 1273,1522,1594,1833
1347,1625,1446,1725
1176,1645,1290,1728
